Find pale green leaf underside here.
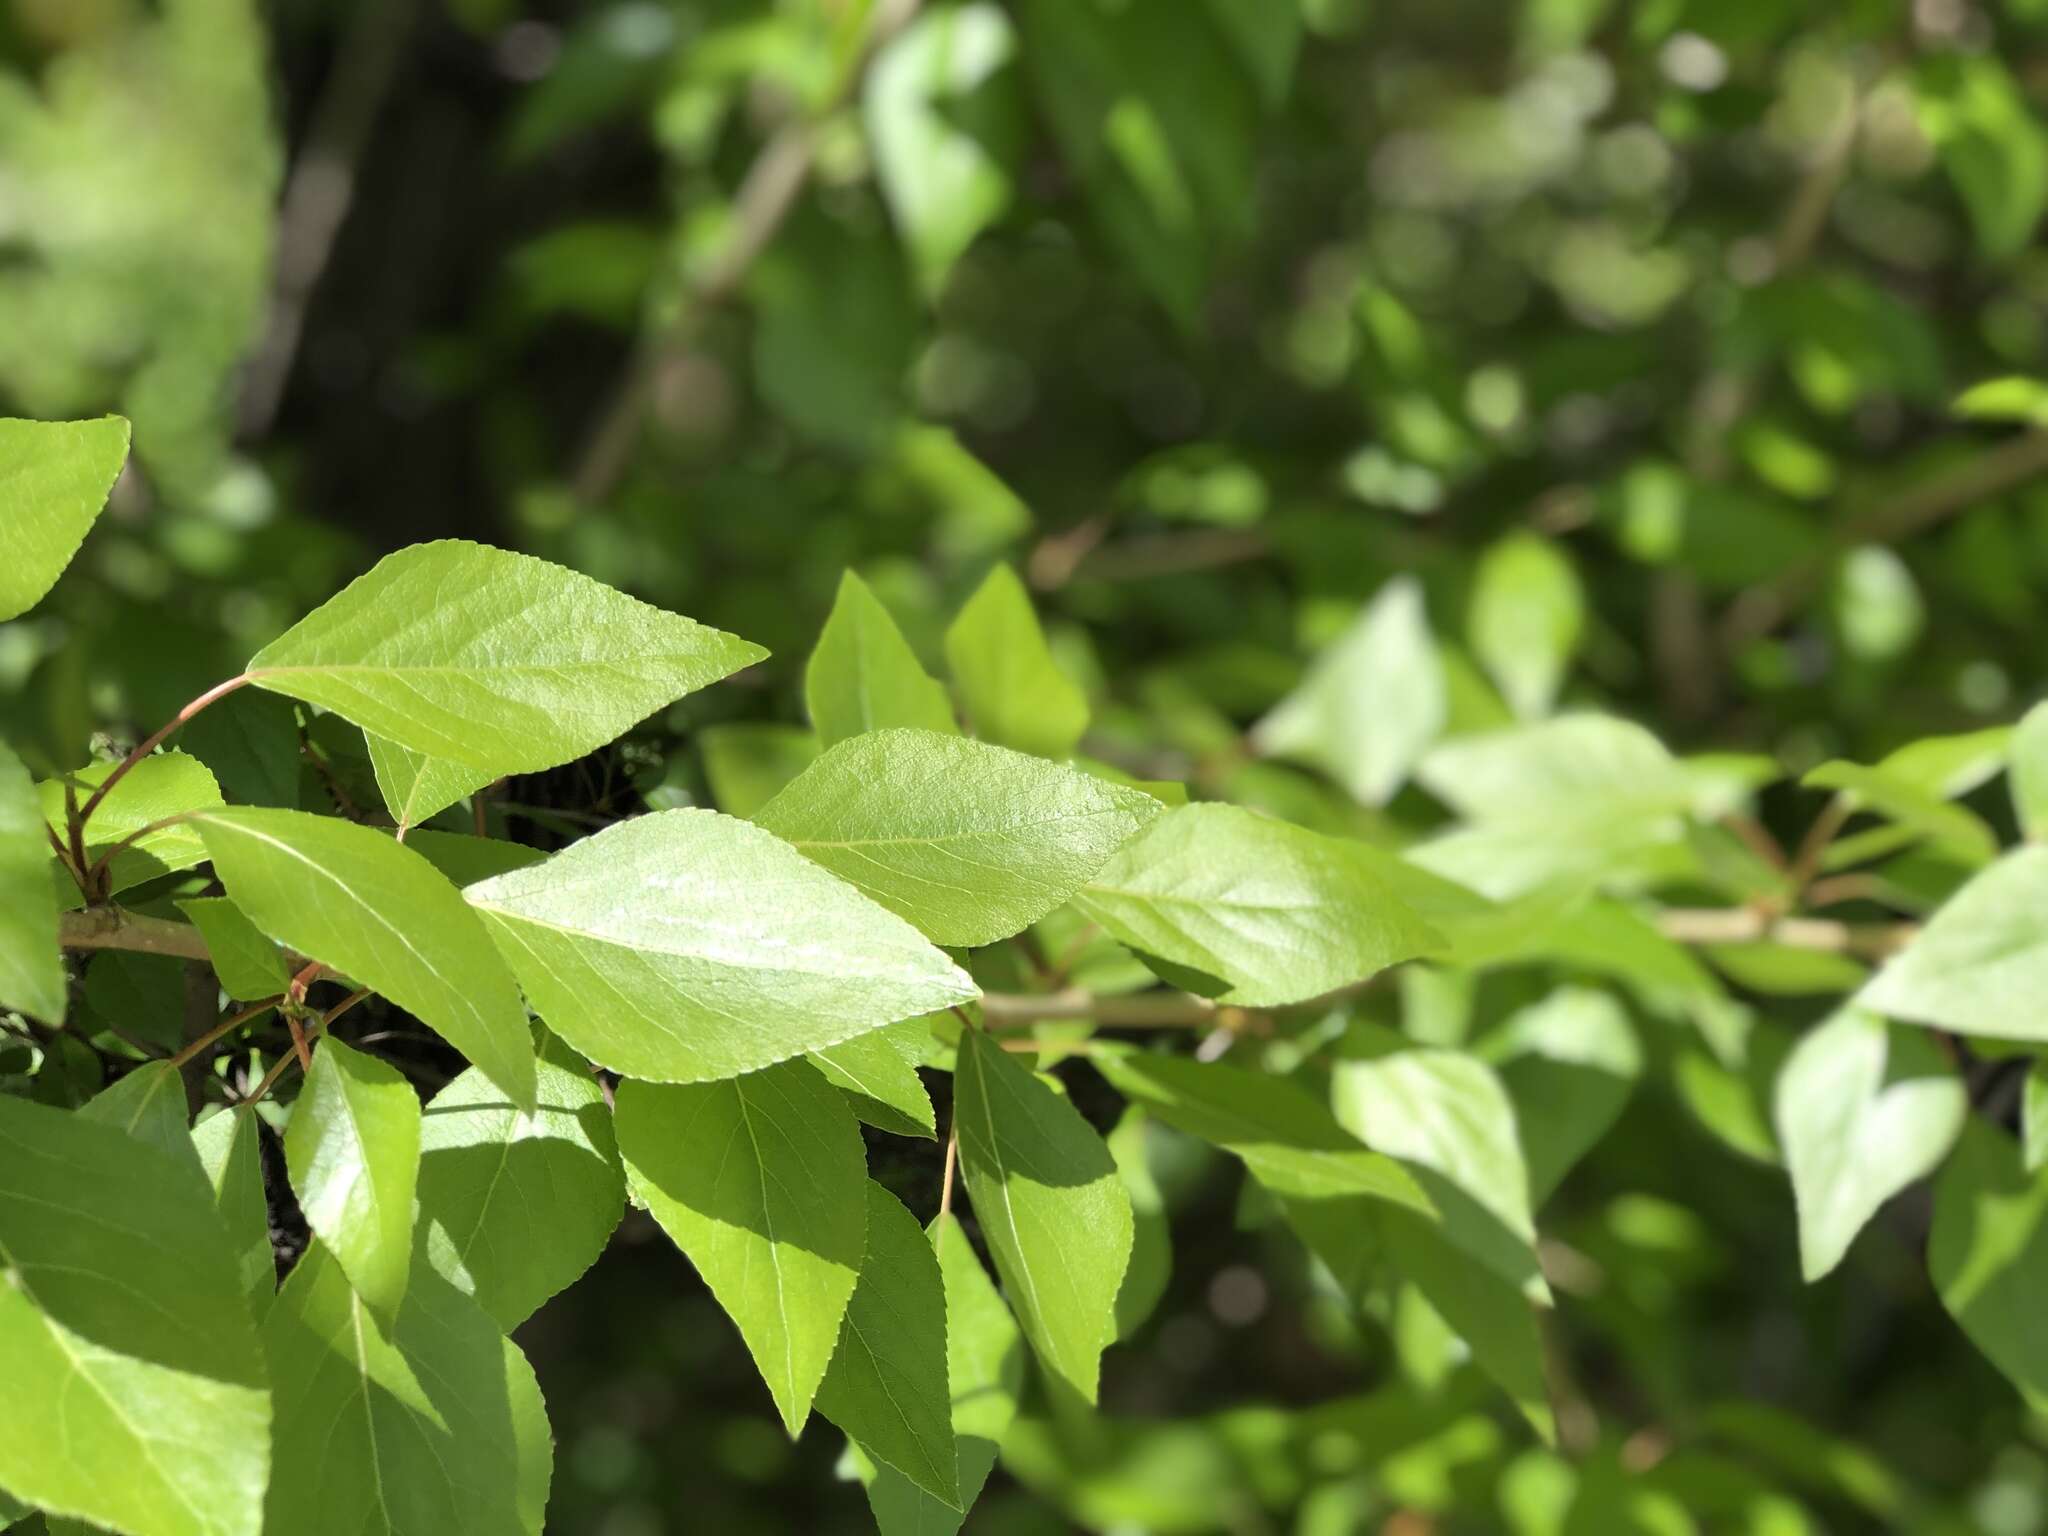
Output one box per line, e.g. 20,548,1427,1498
754,728,1161,947
1074,802,1441,1006
195,807,537,1111
616,1062,869,1433
1859,847,2048,1042
246,539,767,777
954,1028,1131,1403
465,808,977,1084
0,415,130,622
417,1035,624,1331
262,1244,552,1535
0,1095,269,1536
816,1182,959,1506
285,1038,423,1320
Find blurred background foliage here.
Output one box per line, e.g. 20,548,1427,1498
10,0,2048,1530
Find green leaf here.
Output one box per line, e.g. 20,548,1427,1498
245,540,766,777
80,952,186,1051
954,1027,1132,1402
700,723,822,818
191,1106,277,1317
1955,375,2048,425
1469,532,1583,721
366,735,494,833
809,1019,937,1138
1251,576,1445,807
417,1034,624,1331
262,1243,552,1535
80,1061,196,1169
806,570,958,749
616,1061,869,1432
42,752,223,899
1091,1050,1433,1215
862,1215,1025,1536
1107,1109,1171,1339
865,3,1021,297
1073,803,1440,1006
1411,714,1694,899
285,1037,423,1321
0,416,130,622
1918,53,2048,262
1332,1032,1549,1302
176,896,289,1000
1201,0,1299,107
194,807,537,1110
1931,1119,2048,1409
0,741,63,1023
2027,1062,2048,1175
754,729,1161,947
0,1094,269,1536
1859,848,2048,1043
465,808,976,1083
1479,987,1641,1205
2011,701,2048,842
1774,1009,1965,1282
943,564,1088,760
816,1183,958,1505
1802,760,1997,865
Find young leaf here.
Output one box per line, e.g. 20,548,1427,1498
244,540,767,777
366,734,494,833
1469,532,1583,721
1774,1008,1966,1282
1802,759,1997,866
191,1106,278,1316
753,728,1161,946
0,415,130,622
1930,1119,2048,1409
616,1062,869,1432
816,1183,959,1505
1073,803,1440,1005
41,752,223,897
285,1037,423,1321
465,808,977,1084
807,570,958,748
176,896,289,1000
809,1018,937,1138
262,1244,552,1535
1252,576,1446,806
194,807,537,1110
0,741,63,1023
80,1061,197,1169
0,1094,270,1536
1332,1034,1548,1302
417,1035,625,1331
953,1027,1132,1403
943,563,1088,759
1859,848,2048,1042
862,1215,1026,1536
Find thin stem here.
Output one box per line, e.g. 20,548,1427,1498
83,809,202,895
284,1010,314,1073
981,989,1221,1031
1655,905,1915,959
77,675,254,833
168,997,283,1069
1787,793,1852,894
64,781,87,893
245,1038,309,1105
937,1125,958,1224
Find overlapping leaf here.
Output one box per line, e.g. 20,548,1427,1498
0,741,62,1023
806,571,957,748
285,1038,422,1320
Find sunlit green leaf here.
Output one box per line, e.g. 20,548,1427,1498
0,416,130,622
943,564,1088,760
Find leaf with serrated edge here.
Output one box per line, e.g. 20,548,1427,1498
943,564,1088,760
245,539,766,777
954,1028,1131,1402
817,1183,958,1505
0,1094,270,1536
192,1107,277,1316
41,752,222,898
367,734,495,833
0,415,130,622
465,808,976,1083
286,1038,423,1320
195,807,537,1110
262,1243,551,1535
755,728,1160,946
1074,802,1440,1006
417,1035,624,1330
807,571,958,748
616,1061,868,1431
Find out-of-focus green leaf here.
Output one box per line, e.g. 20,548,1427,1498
1860,849,2048,1043
1918,54,2048,262
1480,986,1640,1204
699,723,821,818
1468,533,1583,721
0,740,63,1023
806,571,957,750
0,416,129,621
1931,1119,2048,1408
1252,577,1446,806
943,564,1088,760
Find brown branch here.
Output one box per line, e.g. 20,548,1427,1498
60,908,216,962
1654,906,1915,960
981,988,1235,1031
